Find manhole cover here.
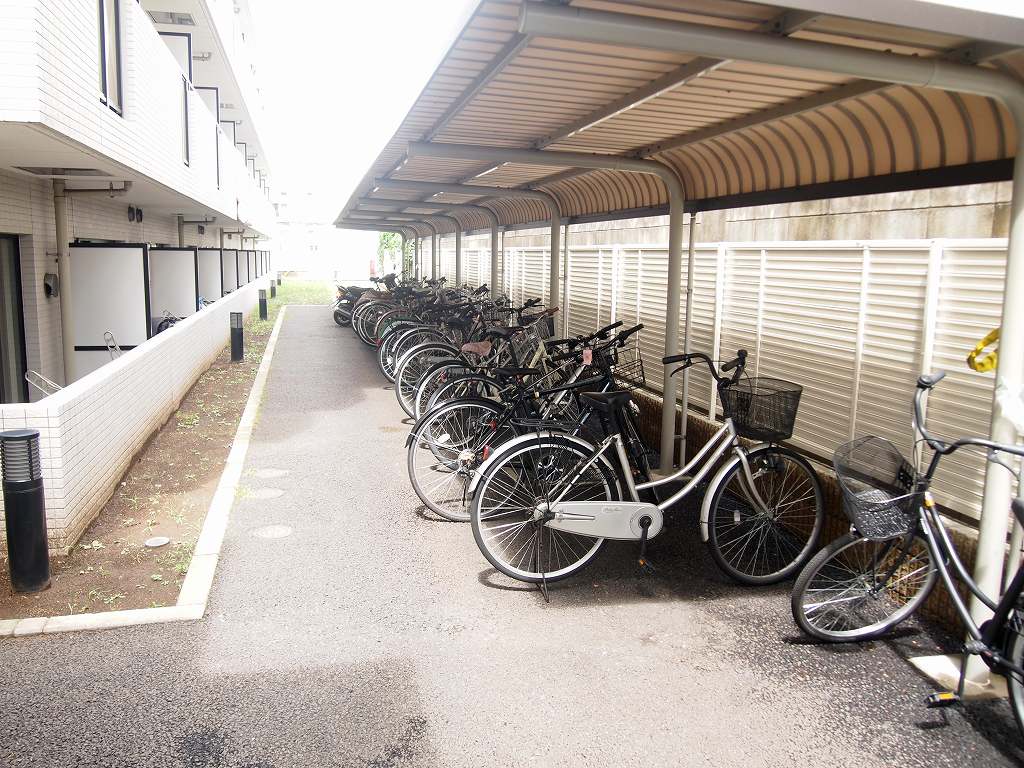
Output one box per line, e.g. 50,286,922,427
251,468,289,480
251,525,292,539
248,487,284,500
144,536,171,548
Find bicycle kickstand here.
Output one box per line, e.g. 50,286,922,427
637,515,656,576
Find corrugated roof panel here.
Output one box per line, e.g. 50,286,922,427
338,0,1021,231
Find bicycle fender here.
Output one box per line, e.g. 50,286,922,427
698,442,770,542
466,432,601,497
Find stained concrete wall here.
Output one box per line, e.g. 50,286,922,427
494,180,1012,248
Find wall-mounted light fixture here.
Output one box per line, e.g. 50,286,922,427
43,273,59,298
128,205,136,222
137,207,144,222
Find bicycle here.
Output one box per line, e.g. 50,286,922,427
467,349,825,586
790,371,1024,731
406,325,640,522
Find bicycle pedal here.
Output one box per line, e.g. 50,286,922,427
638,557,657,576
924,691,961,709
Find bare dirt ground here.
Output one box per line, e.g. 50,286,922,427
0,280,331,619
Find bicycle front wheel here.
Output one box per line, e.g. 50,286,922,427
706,445,824,584
470,434,618,583
1005,612,1024,741
791,532,936,642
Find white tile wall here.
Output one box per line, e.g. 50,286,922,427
0,0,274,233
0,169,223,393
0,279,264,553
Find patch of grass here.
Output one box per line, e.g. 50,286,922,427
177,412,200,429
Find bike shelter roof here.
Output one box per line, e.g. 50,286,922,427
337,0,1024,236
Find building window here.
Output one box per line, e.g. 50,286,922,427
181,77,190,166
98,0,123,114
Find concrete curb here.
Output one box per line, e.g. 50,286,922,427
1,306,288,638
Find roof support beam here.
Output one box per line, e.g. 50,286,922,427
371,179,561,299
409,141,688,472
531,56,723,149
356,198,499,290
528,7,818,153
423,33,528,143
519,0,1024,685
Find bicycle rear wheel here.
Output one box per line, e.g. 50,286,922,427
394,343,459,417
408,399,507,521
470,434,618,583
705,445,824,584
422,373,502,419
791,532,936,642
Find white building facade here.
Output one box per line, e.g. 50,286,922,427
0,0,277,549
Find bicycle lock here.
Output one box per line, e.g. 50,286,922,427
0,429,50,592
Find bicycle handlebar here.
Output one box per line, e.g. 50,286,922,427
721,349,748,372
615,324,643,344
913,373,1024,459
660,349,747,384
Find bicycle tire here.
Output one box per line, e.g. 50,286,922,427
706,445,824,585
790,531,936,642
407,398,506,522
394,343,459,417
1005,612,1024,741
470,433,619,583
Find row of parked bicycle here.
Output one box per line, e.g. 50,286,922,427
333,272,1024,734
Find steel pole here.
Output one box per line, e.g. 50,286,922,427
519,0,1024,677
369,179,561,300
52,180,74,385
407,141,686,472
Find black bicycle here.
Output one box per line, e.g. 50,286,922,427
791,371,1024,733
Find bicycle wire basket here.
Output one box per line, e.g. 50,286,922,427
609,336,645,390
833,436,920,540
510,322,546,365
719,377,801,442
521,311,555,339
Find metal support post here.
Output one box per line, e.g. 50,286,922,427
52,180,74,385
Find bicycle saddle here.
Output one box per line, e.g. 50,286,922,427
580,390,633,412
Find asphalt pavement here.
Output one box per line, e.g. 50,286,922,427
1,305,1021,767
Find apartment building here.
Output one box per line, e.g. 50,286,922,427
0,0,277,550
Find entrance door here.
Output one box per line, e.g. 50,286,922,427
0,236,28,403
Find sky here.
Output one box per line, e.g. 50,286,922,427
247,0,478,253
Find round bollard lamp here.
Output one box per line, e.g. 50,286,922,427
0,429,50,592
258,289,268,321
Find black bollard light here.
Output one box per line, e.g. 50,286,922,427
230,311,244,362
276,276,281,286
258,289,268,320
1,429,50,593
270,282,276,299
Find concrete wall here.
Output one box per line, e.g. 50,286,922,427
0,279,265,552
488,180,1012,249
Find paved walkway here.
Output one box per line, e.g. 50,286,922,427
1,305,1021,767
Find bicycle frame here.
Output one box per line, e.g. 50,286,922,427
548,417,773,519
914,495,1024,677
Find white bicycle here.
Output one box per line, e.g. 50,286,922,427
468,349,825,587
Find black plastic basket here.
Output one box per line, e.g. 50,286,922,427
719,377,801,442
833,436,919,540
